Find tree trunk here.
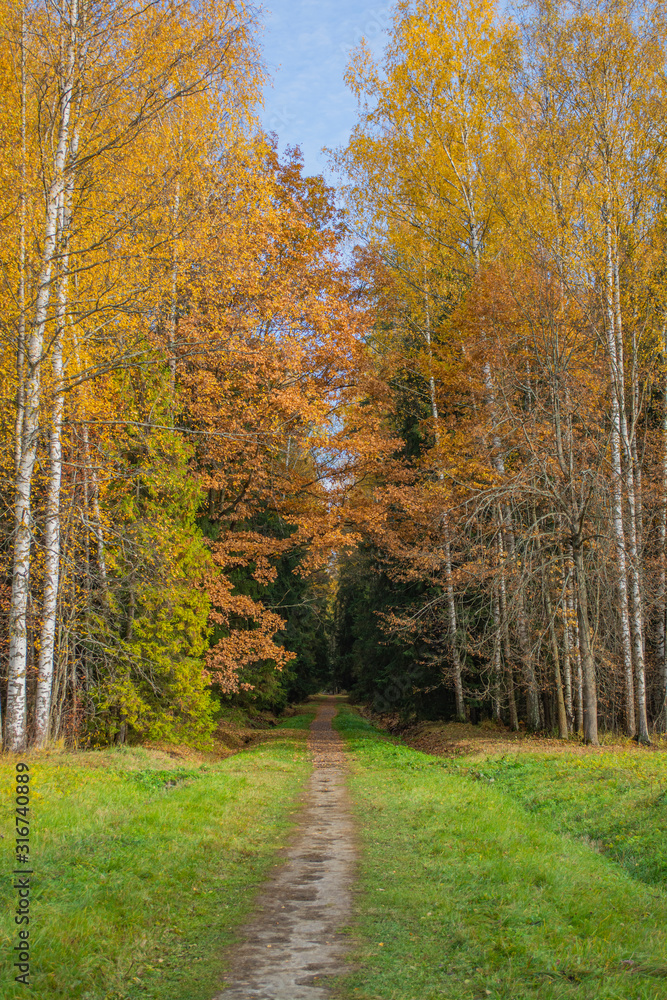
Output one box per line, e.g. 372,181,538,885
572,537,598,744
33,276,66,748
498,559,519,731
423,278,465,721
14,9,27,479
609,380,636,736
502,514,541,730
545,581,568,738
565,547,584,733
606,212,649,743
5,2,78,751
444,523,465,721
485,326,538,731
82,425,108,591
558,544,574,731
34,106,81,748
491,586,503,723
603,217,636,736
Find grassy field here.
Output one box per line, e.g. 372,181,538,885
454,751,667,891
0,704,316,1000
335,705,667,1000
4,697,666,1000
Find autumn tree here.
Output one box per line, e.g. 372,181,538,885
334,0,667,742
0,0,262,748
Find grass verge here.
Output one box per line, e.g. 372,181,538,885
0,703,317,1000
335,704,667,1000
452,751,667,891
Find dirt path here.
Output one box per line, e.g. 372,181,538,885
213,698,356,1000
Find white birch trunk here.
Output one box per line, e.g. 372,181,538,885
624,436,650,742
5,0,78,752
34,102,82,747
572,538,598,744
423,280,465,720
603,213,636,737
559,545,573,730
609,376,636,733
606,212,650,741
14,9,27,477
566,552,584,734
34,280,66,747
443,524,465,721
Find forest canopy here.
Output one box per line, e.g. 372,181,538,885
2,0,667,750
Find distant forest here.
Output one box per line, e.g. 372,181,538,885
2,0,667,749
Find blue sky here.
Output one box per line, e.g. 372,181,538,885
260,1,392,181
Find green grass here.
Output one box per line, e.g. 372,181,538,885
451,752,667,891
334,705,667,1000
276,711,317,730
0,714,316,1000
